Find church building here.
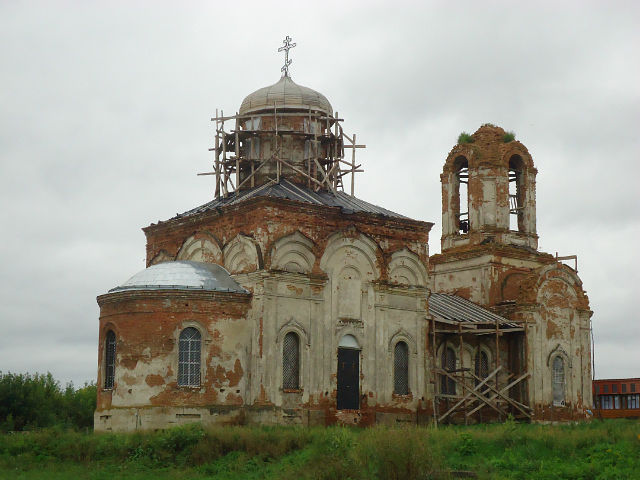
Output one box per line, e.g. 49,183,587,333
95,39,592,431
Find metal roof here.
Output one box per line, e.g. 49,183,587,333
429,293,519,328
109,261,249,294
239,75,333,115
175,178,410,220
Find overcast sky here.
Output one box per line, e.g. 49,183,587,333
1,1,638,387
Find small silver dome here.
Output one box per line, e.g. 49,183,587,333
239,75,333,115
109,261,249,294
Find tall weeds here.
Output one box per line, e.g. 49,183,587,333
1,420,639,479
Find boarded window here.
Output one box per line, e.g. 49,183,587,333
104,330,116,389
283,332,300,389
394,341,409,395
552,356,565,405
178,327,201,387
440,347,456,395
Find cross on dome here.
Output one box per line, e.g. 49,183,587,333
278,35,296,77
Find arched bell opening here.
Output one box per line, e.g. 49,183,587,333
453,156,470,234
508,155,526,232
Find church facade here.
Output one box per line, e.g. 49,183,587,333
95,45,592,431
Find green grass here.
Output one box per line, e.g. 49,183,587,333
1,420,639,479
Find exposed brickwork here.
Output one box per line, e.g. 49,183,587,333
94,114,594,430
96,291,251,414
143,198,432,276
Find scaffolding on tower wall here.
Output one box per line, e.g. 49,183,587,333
200,106,365,199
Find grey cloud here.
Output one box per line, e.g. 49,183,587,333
1,1,638,384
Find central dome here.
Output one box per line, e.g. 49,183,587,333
239,75,333,116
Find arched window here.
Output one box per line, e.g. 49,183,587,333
394,341,409,395
440,347,457,395
475,350,489,391
552,356,565,406
454,156,469,234
508,155,525,232
104,330,116,389
178,327,201,387
282,332,300,390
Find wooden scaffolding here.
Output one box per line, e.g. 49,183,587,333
199,107,365,199
429,314,532,425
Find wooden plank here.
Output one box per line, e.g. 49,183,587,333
438,367,501,423
235,158,268,190
466,372,531,418
235,128,239,190
351,133,356,196
276,157,325,188
431,316,438,428
435,368,507,420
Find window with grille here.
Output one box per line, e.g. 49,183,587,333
622,384,627,393
475,350,489,391
552,356,565,405
394,341,409,395
628,394,639,409
440,347,456,395
104,330,116,389
178,327,201,387
282,332,300,390
612,384,618,393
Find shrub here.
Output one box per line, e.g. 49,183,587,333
0,372,96,432
457,132,474,144
503,131,515,142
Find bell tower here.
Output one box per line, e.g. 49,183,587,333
441,124,538,251
432,124,593,421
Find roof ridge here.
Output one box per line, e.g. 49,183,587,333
170,181,412,222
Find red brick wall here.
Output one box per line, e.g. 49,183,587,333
96,290,250,412
143,198,432,276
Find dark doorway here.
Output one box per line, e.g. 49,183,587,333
337,347,359,410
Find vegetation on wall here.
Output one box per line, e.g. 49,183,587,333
503,131,516,143
457,132,474,144
0,372,96,432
